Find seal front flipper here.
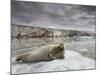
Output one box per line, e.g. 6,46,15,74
48,52,56,60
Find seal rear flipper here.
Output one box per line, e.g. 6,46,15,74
15,52,30,62
15,55,22,62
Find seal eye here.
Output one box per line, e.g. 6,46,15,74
59,47,64,51
58,44,64,51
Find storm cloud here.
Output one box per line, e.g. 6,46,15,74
11,0,96,32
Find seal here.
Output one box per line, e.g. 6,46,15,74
15,43,65,63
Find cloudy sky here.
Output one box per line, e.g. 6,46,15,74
11,0,96,32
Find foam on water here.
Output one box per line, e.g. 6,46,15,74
12,50,95,74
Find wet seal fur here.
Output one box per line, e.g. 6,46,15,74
16,43,65,63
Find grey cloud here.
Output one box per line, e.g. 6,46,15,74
11,0,96,32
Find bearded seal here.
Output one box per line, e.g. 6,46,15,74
15,43,65,63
